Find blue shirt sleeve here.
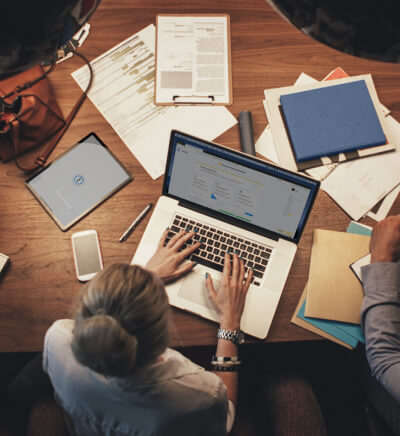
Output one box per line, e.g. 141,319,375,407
361,262,400,402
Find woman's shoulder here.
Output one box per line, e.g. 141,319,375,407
161,348,227,402
44,319,75,352
43,319,79,379
46,319,74,337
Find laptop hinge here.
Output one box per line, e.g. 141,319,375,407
178,200,279,241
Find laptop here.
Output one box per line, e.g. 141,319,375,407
132,130,320,339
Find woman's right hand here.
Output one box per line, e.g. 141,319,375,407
145,229,200,283
205,252,253,330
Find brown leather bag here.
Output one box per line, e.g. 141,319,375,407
0,52,93,172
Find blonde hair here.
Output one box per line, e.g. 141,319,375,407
71,264,169,377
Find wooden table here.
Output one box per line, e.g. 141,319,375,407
1,0,399,352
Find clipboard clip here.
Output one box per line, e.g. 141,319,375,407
172,95,215,105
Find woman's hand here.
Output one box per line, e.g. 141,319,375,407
145,229,201,283
205,253,253,330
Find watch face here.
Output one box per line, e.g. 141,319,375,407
237,330,245,344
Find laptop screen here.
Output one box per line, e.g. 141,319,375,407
163,131,319,243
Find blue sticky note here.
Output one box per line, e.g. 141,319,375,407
346,221,373,236
280,80,386,162
298,300,359,348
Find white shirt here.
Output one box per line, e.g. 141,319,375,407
43,319,234,436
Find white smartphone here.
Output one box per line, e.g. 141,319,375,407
71,230,103,281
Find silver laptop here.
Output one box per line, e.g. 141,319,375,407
132,130,319,339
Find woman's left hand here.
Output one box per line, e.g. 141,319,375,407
145,229,201,283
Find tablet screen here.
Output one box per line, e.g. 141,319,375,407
26,133,132,230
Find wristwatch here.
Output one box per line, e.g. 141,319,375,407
217,328,245,345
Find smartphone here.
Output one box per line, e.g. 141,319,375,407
71,230,103,281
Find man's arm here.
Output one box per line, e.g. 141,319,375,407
361,215,400,402
361,262,400,401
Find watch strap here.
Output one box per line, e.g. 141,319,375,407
217,328,244,345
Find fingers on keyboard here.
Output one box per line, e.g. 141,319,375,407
168,215,271,286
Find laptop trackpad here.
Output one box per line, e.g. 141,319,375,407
178,271,218,312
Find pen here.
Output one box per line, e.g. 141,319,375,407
119,203,153,242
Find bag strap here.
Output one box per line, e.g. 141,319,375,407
13,52,93,172
1,63,55,101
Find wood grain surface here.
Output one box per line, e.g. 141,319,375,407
1,0,399,351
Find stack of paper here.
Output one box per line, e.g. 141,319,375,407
72,24,237,180
264,72,394,173
291,222,372,349
280,80,386,162
258,68,400,222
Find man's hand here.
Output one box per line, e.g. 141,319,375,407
145,229,200,283
205,252,253,330
370,215,400,263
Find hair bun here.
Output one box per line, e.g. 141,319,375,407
73,264,169,376
71,315,138,377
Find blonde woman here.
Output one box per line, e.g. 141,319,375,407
43,229,252,436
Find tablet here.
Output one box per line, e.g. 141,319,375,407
26,133,132,231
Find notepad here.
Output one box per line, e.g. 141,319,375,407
305,229,370,324
280,80,386,162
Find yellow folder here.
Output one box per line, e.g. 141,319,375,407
291,285,354,350
305,229,370,324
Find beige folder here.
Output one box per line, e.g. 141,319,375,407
305,229,370,324
291,284,353,350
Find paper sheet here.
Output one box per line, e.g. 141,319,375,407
155,15,231,104
367,185,400,221
255,125,279,163
72,24,237,179
366,116,400,220
321,145,400,221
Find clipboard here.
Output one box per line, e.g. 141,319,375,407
155,14,233,105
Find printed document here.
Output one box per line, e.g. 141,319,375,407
155,15,232,104
72,24,236,179
321,148,400,221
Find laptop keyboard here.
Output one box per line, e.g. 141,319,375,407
165,214,273,286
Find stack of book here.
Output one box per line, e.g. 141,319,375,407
259,68,400,222
264,68,394,173
291,221,372,349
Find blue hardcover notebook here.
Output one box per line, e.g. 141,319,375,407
280,80,386,163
